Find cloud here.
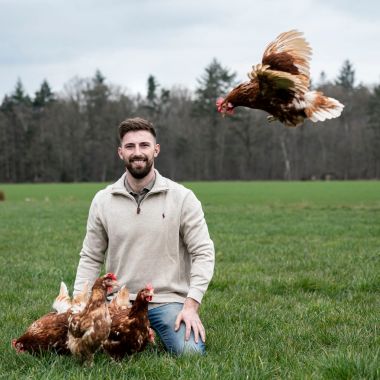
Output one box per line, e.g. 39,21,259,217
0,0,379,98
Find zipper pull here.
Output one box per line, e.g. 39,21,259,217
137,206,141,214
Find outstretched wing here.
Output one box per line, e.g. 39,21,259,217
221,30,312,113
248,64,308,105
261,29,312,88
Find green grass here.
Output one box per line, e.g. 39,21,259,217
0,181,379,379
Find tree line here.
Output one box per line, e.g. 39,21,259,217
1,59,380,182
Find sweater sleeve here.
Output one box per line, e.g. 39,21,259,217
180,191,215,304
73,192,108,296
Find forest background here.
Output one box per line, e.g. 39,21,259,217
1,59,379,183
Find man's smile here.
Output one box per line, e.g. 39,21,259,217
132,159,146,165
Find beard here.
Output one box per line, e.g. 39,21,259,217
125,155,154,179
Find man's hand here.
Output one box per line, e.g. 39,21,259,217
174,297,205,343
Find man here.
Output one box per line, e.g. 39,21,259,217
73,117,215,355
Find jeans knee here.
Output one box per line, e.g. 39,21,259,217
166,339,205,356
169,326,206,356
148,303,206,356
180,338,206,356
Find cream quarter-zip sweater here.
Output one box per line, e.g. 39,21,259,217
73,170,215,304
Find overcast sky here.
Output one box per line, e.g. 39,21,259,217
1,0,379,99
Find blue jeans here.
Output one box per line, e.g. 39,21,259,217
148,303,206,356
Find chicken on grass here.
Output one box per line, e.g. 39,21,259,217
103,284,155,360
67,273,118,366
12,282,89,355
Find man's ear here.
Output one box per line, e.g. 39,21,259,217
117,146,123,160
154,144,160,158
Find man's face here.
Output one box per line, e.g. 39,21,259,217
118,130,160,179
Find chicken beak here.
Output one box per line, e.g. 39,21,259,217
148,289,154,301
107,280,120,294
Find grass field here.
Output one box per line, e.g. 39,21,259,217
0,181,379,379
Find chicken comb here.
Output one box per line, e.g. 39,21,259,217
146,283,154,291
105,273,117,281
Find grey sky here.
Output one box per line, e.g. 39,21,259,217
0,0,379,98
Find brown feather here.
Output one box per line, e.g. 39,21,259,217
108,285,131,319
12,312,70,355
217,30,343,126
12,281,91,356
67,274,117,365
103,286,153,360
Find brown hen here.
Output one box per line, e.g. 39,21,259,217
217,30,344,127
103,284,154,360
12,282,89,355
67,273,118,366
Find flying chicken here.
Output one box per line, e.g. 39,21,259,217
216,30,344,127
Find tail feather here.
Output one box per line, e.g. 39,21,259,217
71,281,90,314
109,285,130,310
305,91,344,123
52,281,72,314
59,282,69,296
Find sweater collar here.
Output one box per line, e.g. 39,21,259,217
110,169,169,196
124,174,155,195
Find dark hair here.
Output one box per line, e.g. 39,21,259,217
118,117,156,142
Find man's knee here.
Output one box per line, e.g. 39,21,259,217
181,337,206,356
149,303,206,356
169,325,206,356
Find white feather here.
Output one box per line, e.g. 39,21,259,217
52,281,72,314
305,91,344,122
